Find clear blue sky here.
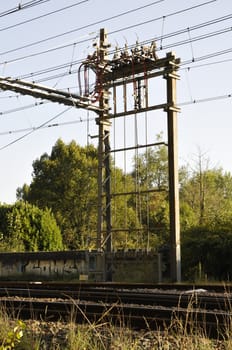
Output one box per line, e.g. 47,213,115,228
0,0,231,203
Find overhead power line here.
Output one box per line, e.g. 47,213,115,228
160,26,232,52
0,0,215,57
0,45,230,87
0,107,71,151
182,57,232,71
0,0,50,18
181,47,232,66
179,93,232,107
1,11,230,81
108,0,217,36
10,42,232,86
0,115,95,137
0,0,89,33
1,92,232,137
0,6,227,74
0,100,48,116
136,13,232,49
2,19,231,67
0,35,92,66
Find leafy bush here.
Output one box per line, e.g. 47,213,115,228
0,202,63,252
0,320,25,350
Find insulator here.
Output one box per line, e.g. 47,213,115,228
141,46,150,57
123,43,130,57
121,43,130,63
113,46,120,60
150,41,159,60
134,40,141,55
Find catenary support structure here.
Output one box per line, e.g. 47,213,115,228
0,28,181,282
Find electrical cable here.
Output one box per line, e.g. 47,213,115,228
0,100,48,116
1,23,230,70
17,59,82,80
0,0,216,65
179,92,232,106
108,0,217,36
1,23,229,105
1,11,231,78
0,2,229,118
1,92,232,137
181,56,232,71
0,0,50,18
180,47,232,66
0,93,21,99
116,13,232,53
0,107,71,151
0,115,95,136
0,36,93,66
0,41,231,119
0,0,164,57
0,1,89,33
16,45,232,86
0,0,222,101
159,26,232,52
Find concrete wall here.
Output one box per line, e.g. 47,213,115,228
106,250,159,283
0,250,159,282
0,251,103,281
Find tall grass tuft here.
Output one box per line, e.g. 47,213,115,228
0,294,232,349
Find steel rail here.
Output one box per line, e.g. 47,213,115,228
0,281,230,292
0,297,230,338
0,285,231,311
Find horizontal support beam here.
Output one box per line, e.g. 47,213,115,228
108,103,167,119
104,54,180,82
111,188,167,197
110,141,167,153
0,76,102,113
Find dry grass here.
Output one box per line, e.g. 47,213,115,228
0,297,231,350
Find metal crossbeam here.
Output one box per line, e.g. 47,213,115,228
0,76,102,113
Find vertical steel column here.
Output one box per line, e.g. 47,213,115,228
165,52,181,282
96,29,112,256
104,129,112,253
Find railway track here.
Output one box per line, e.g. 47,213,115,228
0,282,231,338
1,297,230,333
0,281,231,291
0,285,231,310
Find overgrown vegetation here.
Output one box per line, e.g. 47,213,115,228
0,308,232,349
1,137,232,280
0,201,63,252
0,319,25,350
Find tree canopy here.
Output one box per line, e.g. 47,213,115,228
0,201,63,252
15,138,232,281
18,139,99,249
17,138,170,250
182,224,232,281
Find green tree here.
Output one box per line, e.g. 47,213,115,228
131,134,169,189
180,166,232,228
0,202,63,252
180,153,232,280
182,224,232,281
17,139,99,249
130,136,170,248
111,167,142,248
